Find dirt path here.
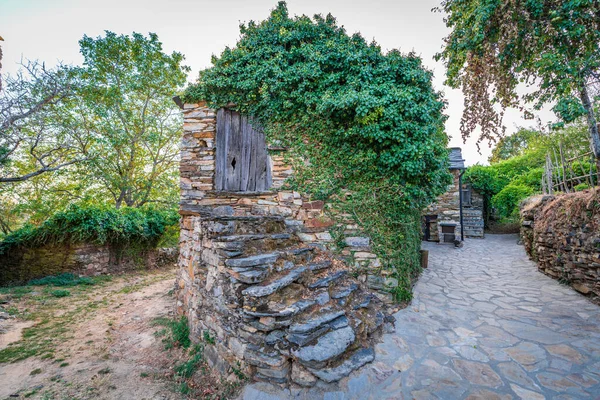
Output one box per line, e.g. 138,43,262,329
0,270,180,400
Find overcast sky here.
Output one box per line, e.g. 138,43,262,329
1,0,555,165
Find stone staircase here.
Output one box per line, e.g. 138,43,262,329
183,208,390,387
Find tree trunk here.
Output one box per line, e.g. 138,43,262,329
579,84,600,182
115,191,125,209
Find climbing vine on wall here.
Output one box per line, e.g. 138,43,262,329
184,2,451,300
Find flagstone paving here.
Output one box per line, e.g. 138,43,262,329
242,234,600,399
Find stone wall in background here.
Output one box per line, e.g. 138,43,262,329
0,244,177,285
521,191,600,304
176,102,393,388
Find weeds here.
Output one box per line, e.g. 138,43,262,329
152,316,191,350
51,290,71,298
175,345,204,379
28,273,97,287
203,330,215,345
154,315,242,399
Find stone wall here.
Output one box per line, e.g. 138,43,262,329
0,244,177,285
424,169,485,240
177,102,393,387
520,191,600,304
179,103,390,300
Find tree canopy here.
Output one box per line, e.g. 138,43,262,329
0,32,187,234
466,122,594,224
488,129,539,164
185,2,451,300
185,1,450,206
76,31,189,208
437,0,600,163
0,61,86,183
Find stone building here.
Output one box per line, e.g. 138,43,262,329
423,148,484,242
175,103,393,387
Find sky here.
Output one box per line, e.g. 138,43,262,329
0,0,556,165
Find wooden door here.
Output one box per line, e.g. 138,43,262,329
215,108,272,192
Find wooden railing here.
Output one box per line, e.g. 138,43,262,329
542,143,598,194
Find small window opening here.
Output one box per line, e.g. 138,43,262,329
461,184,472,207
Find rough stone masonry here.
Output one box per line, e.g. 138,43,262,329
521,191,600,304
176,102,394,387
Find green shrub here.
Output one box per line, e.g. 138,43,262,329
492,183,535,220
574,182,590,191
28,273,95,287
50,290,71,298
510,168,544,191
0,204,179,255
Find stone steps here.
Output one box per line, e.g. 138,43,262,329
215,233,292,242
196,211,381,386
242,299,315,319
225,252,280,268
289,310,346,335
306,347,375,383
242,266,307,298
292,325,356,369
308,270,346,289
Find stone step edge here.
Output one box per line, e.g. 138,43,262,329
306,347,375,383
214,233,291,242
242,266,307,298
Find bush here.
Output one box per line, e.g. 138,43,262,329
492,183,535,220
51,289,71,298
510,168,544,191
0,204,179,255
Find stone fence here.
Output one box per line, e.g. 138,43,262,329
0,244,177,285
520,191,600,304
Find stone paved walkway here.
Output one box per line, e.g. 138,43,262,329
242,234,600,399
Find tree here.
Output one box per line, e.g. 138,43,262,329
436,0,600,170
1,35,4,90
0,61,88,183
489,129,539,164
75,31,189,208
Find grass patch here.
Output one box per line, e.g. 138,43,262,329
152,316,191,350
51,290,71,298
175,345,204,379
28,273,96,287
30,368,43,375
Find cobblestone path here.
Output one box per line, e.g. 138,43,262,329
243,234,600,399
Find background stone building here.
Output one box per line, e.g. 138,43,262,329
423,148,484,242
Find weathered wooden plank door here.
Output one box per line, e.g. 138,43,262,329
215,108,272,192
